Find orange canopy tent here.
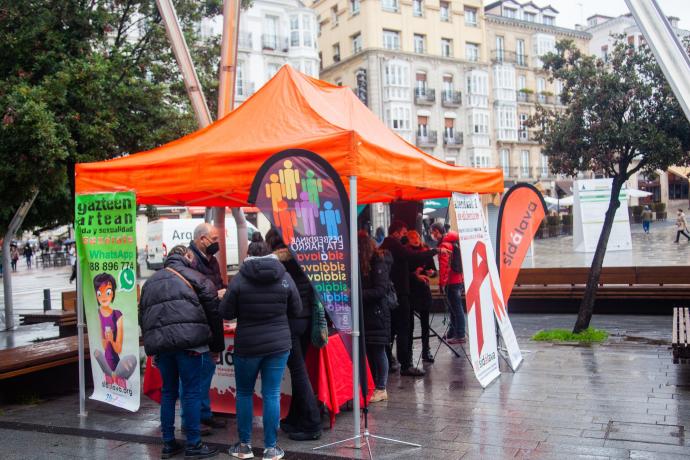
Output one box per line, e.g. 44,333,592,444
75,65,503,205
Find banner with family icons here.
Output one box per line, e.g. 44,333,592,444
249,150,352,332
75,191,140,411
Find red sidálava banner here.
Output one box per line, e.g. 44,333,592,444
496,184,547,302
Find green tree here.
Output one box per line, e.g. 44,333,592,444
530,38,690,332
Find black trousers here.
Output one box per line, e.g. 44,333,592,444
676,230,690,242
284,318,321,432
391,295,413,369
417,310,430,352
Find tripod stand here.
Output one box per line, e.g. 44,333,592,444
412,310,461,367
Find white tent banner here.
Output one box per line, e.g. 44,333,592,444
452,193,500,387
573,179,632,253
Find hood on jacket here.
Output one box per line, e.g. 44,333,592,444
240,254,285,282
164,253,192,270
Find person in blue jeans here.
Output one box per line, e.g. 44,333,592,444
431,223,466,343
221,241,302,460
139,247,220,459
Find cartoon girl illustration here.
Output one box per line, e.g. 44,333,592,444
92,273,137,389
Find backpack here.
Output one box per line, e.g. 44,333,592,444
450,241,463,274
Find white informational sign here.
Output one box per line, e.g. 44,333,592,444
573,179,631,253
452,193,500,387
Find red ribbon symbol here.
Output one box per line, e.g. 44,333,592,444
465,241,507,355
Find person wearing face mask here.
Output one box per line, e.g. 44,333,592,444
405,230,437,364
187,223,228,432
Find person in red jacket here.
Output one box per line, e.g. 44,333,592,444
430,223,466,344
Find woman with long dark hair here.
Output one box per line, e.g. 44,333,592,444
359,232,393,402
405,230,437,363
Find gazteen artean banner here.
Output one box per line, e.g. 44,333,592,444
496,183,547,302
75,192,140,411
452,193,500,387
249,150,352,332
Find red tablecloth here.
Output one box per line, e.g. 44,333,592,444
143,330,373,427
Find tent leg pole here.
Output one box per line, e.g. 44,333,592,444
349,175,361,449
76,250,87,417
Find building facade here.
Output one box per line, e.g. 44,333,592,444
200,0,320,107
312,0,590,196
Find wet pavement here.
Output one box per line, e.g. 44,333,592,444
1,313,688,459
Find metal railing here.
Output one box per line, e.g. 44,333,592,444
414,87,435,104
517,91,535,103
416,130,438,146
261,34,289,52
443,132,463,147
238,32,252,49
501,166,556,179
491,50,529,66
441,90,462,107
236,81,255,98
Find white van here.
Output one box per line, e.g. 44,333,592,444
146,218,257,269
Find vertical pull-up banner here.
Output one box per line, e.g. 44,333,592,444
454,192,523,374
75,192,140,411
453,193,501,386
496,183,547,302
249,149,352,332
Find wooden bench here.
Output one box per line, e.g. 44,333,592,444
0,335,89,381
672,307,690,364
511,266,690,300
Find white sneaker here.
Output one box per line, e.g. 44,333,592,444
262,446,284,460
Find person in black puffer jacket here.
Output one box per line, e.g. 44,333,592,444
139,246,220,460
359,232,393,403
221,241,302,460
265,229,322,441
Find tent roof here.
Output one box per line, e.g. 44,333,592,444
75,65,503,206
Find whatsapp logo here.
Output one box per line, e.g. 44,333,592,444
119,267,136,291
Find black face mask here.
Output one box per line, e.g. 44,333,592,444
206,242,220,256
400,236,409,245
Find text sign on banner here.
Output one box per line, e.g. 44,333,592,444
453,193,500,387
75,192,140,412
249,150,352,332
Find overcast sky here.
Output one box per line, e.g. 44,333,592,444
545,0,688,30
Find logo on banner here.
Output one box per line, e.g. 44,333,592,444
250,150,352,332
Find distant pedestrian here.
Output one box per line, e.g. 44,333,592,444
221,241,302,460
641,206,653,234
675,209,690,243
10,245,19,272
23,244,33,269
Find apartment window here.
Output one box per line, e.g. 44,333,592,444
444,118,455,139
496,105,517,140
236,60,245,96
335,78,343,86
440,1,450,21
417,115,429,137
471,112,489,135
554,80,563,98
441,38,452,57
519,113,529,140
471,151,491,168
382,0,399,12
516,39,526,65
352,33,362,54
412,0,423,17
303,15,314,48
290,16,300,47
537,77,545,102
500,149,510,176
464,7,477,26
264,15,279,49
601,45,609,61
333,43,341,62
414,34,425,53
415,71,427,95
442,74,453,96
319,52,323,70
266,63,280,80
383,29,400,50
503,7,516,19
350,0,360,15
384,62,410,101
518,75,526,91
540,154,549,177
543,15,554,26
331,5,338,26
520,150,530,177
495,36,504,61
627,35,635,45
386,105,411,130
524,12,536,22
465,42,479,62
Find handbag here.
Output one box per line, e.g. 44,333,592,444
311,297,329,348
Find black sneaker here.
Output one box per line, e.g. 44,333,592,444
279,419,298,434
400,366,425,377
422,350,435,363
161,440,184,459
201,416,227,429
288,429,322,441
184,442,219,459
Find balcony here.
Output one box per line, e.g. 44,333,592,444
443,132,463,148
238,32,252,50
501,166,556,180
414,87,435,105
416,130,437,147
236,81,255,98
441,90,462,107
491,50,529,66
537,93,555,104
262,34,288,52
517,90,535,103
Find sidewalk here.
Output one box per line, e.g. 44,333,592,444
1,314,688,459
